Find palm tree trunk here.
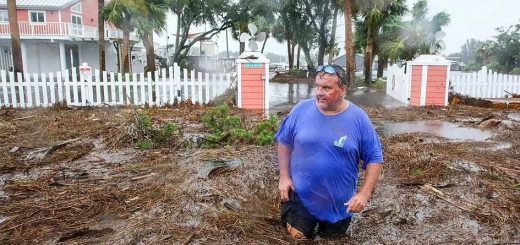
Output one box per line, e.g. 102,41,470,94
344,0,355,85
98,0,105,71
143,33,155,72
364,25,375,84
328,4,339,65
122,30,130,73
7,0,23,74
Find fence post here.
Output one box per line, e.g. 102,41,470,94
17,73,25,108
48,72,55,106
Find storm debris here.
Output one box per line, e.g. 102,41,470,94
0,104,519,244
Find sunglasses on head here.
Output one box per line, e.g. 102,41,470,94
316,65,346,85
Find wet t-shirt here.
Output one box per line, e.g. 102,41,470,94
275,98,383,223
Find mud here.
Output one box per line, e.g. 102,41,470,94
0,103,519,244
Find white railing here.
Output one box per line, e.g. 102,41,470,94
450,66,520,98
0,22,139,41
0,63,235,108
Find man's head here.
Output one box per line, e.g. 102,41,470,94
316,65,348,86
315,65,348,112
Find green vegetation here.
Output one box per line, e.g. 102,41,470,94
412,168,425,177
451,22,520,73
202,104,278,147
372,78,387,89
133,111,180,149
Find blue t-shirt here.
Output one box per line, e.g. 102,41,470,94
275,98,383,223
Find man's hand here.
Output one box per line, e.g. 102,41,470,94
345,192,370,213
278,176,295,202
346,163,383,213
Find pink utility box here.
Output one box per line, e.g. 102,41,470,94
408,55,451,106
236,51,270,116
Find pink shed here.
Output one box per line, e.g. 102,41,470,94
408,55,451,106
237,52,270,116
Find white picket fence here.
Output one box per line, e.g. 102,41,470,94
386,64,520,104
450,66,520,98
0,63,234,108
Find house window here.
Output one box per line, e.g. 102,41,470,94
71,3,82,13
71,15,83,35
0,10,8,22
71,15,82,25
29,11,46,23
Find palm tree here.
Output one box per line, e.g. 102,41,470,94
102,0,146,73
357,0,407,84
7,0,23,74
98,0,105,71
383,0,450,62
137,0,168,72
344,0,355,85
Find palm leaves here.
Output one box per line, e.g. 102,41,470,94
102,0,168,73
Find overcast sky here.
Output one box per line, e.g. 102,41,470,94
157,0,520,58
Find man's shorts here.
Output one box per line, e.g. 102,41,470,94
281,191,351,239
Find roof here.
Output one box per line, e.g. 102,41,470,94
0,0,80,10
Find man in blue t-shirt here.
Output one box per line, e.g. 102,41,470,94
275,64,383,239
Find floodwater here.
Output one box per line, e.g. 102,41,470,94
379,121,493,141
508,113,520,121
269,81,405,112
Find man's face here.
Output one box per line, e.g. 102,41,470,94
315,74,346,111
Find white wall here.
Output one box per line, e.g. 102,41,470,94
26,43,62,74
79,42,118,72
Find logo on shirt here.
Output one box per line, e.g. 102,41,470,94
334,135,347,148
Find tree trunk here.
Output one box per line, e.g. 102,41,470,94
344,0,355,85
174,12,181,57
316,1,332,66
286,38,293,69
98,0,105,71
113,42,120,73
122,30,130,73
143,33,155,72
290,42,296,70
240,42,245,54
261,35,268,53
301,44,314,71
364,25,375,84
7,0,23,75
377,56,387,79
296,45,301,69
328,4,339,65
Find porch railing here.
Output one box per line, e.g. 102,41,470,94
0,22,138,41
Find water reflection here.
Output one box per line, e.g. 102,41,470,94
379,120,493,141
269,81,405,112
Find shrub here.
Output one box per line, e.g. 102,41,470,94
133,111,180,150
202,104,279,147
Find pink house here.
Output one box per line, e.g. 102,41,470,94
0,0,138,73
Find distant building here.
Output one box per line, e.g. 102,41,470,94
0,0,140,74
332,54,377,71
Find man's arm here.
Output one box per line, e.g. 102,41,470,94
346,163,383,213
278,143,294,202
